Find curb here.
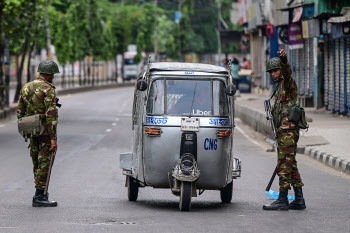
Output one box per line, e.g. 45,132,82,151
304,147,350,175
0,82,135,121
235,101,350,175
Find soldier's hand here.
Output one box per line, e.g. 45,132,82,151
50,140,57,153
277,44,288,63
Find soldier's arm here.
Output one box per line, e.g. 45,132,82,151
278,46,293,90
17,90,26,118
44,88,58,140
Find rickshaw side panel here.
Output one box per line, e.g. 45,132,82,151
131,88,146,183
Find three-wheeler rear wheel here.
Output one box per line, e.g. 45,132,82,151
179,181,192,211
128,176,139,201
220,181,233,203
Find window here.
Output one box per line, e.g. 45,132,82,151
327,0,340,9
146,79,165,115
213,80,229,116
146,78,229,117
166,80,212,116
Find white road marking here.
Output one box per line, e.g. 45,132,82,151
106,129,112,133
235,126,267,150
115,118,120,121
0,124,4,128
0,227,20,229
112,123,117,126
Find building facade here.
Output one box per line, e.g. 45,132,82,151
239,0,350,115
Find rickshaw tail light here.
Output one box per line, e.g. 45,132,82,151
145,127,162,136
217,129,232,138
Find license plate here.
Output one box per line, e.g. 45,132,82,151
181,118,200,131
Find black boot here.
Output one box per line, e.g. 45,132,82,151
32,192,57,207
263,190,289,211
33,189,43,198
289,187,306,210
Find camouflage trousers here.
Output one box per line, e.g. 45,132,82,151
277,129,304,190
30,136,55,191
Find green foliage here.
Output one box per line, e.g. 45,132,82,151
134,31,145,64
1,0,242,67
2,0,46,54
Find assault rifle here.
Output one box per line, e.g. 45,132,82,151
264,99,279,192
56,98,62,108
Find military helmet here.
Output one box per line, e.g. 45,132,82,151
266,57,281,72
37,59,60,74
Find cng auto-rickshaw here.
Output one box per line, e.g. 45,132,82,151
120,59,241,211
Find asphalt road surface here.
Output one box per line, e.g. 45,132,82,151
0,87,349,233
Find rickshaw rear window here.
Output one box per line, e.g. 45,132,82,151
147,79,229,117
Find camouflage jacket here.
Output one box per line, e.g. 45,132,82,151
17,77,58,140
272,61,298,130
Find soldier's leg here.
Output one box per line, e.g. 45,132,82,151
32,135,57,207
290,130,304,188
36,136,53,191
30,138,39,187
277,129,299,190
263,130,295,211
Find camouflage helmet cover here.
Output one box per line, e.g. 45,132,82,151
266,57,281,72
37,59,60,74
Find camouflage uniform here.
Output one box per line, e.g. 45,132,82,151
17,77,58,191
272,61,304,191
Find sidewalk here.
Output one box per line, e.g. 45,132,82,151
235,93,350,175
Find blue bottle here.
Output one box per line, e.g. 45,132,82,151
266,190,295,200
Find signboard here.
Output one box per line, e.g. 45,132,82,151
303,19,320,38
302,20,309,38
175,11,182,23
292,7,303,23
288,23,304,49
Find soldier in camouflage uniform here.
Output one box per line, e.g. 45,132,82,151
263,46,306,211
17,60,59,207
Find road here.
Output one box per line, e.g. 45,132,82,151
0,87,349,233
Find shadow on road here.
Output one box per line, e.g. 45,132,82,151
135,199,235,212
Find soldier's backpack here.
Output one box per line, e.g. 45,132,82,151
17,82,45,142
288,104,309,130
18,114,45,142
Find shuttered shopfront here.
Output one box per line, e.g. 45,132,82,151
324,36,350,115
286,38,315,103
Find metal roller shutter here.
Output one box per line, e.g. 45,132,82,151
340,38,346,114
295,49,301,93
335,39,340,113
299,45,305,96
309,38,315,97
324,38,329,107
346,38,350,115
328,40,335,111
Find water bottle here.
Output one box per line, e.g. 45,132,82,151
288,194,295,200
266,190,295,200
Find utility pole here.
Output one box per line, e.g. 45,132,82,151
45,0,52,60
217,0,222,66
154,0,158,62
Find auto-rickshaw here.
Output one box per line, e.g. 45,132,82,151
120,58,241,211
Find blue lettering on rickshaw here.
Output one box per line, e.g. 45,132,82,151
209,118,229,126
145,116,168,125
204,138,217,150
